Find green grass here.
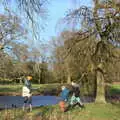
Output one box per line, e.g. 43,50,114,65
0,103,120,120
0,83,62,95
0,83,120,96
0,84,120,120
107,84,120,96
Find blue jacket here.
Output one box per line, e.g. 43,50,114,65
60,88,70,101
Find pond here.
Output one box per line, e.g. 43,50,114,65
0,96,62,109
0,95,95,109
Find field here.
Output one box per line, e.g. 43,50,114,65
0,84,62,96
0,83,120,96
0,103,120,120
0,84,120,120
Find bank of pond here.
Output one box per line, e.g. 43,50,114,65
0,83,120,109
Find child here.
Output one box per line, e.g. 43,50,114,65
70,86,84,108
60,86,70,102
22,76,32,112
65,82,85,112
59,86,70,112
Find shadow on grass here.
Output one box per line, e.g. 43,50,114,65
106,85,120,98
109,87,120,95
110,102,120,110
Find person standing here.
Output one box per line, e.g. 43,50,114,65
22,76,32,112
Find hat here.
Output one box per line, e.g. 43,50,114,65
61,86,66,90
71,82,79,87
27,76,32,80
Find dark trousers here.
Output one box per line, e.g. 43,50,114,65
24,96,32,104
65,102,85,112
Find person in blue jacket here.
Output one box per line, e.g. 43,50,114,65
60,86,70,102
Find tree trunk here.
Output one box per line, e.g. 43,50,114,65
95,69,106,103
38,73,41,84
67,73,71,84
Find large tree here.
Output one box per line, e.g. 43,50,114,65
63,0,120,103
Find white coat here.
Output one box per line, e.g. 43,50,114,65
22,86,31,97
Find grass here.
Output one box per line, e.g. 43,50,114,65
108,84,120,95
0,83,120,96
0,84,120,120
0,103,120,120
0,83,62,96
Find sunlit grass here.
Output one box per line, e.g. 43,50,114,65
0,103,120,120
0,83,62,95
108,84,120,95
0,83,120,96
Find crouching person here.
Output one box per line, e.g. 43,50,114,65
22,76,32,112
65,82,85,112
70,87,84,108
59,86,70,112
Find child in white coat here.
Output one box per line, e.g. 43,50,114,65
22,76,32,112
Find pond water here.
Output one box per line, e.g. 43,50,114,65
0,96,62,109
0,96,94,109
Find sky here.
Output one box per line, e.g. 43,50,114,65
0,0,93,47
40,0,93,42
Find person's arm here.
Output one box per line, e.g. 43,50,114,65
71,86,75,95
29,81,32,93
60,91,63,98
24,79,29,86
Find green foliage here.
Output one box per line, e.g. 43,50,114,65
106,84,120,96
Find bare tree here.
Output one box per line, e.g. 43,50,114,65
0,11,26,50
1,0,48,22
0,0,49,43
